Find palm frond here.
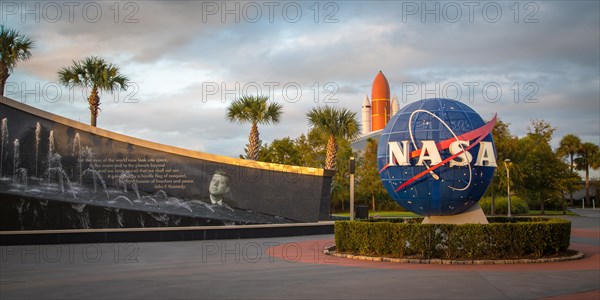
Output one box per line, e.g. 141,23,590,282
56,56,130,126
57,56,130,92
0,25,33,70
226,95,282,126
306,106,360,140
226,95,283,160
306,105,360,170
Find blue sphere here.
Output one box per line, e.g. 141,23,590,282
377,98,496,216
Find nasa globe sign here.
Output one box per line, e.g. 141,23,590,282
377,98,497,216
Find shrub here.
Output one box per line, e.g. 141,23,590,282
522,193,567,211
480,196,529,215
334,217,571,260
544,196,567,210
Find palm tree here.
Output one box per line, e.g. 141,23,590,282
306,106,360,170
58,56,129,127
226,95,282,160
557,134,582,206
575,142,600,207
0,25,33,96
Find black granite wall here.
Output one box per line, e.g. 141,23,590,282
0,97,333,226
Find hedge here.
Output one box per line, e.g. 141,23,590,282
334,217,571,260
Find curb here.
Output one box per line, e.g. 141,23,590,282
323,246,585,265
0,223,335,245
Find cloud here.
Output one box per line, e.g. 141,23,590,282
2,0,598,169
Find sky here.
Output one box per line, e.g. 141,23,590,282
2,1,599,176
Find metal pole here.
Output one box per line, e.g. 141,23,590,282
507,168,511,217
505,159,511,217
349,157,355,221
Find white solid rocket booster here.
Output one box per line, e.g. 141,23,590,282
361,94,372,135
391,94,399,117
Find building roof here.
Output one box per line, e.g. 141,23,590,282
351,130,383,152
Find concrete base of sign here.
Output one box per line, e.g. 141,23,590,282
422,203,489,224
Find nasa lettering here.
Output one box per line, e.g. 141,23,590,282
377,98,497,216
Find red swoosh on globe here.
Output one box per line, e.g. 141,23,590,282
378,114,497,192
379,114,497,174
408,115,496,159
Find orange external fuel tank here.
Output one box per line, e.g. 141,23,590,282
370,71,391,131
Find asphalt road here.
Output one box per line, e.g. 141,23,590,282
1,211,599,300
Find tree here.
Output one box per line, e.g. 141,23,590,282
227,95,282,161
258,137,301,165
330,138,354,212
295,129,326,168
0,25,33,95
485,119,520,214
252,127,354,212
58,56,129,127
517,120,566,215
555,167,581,214
241,139,265,159
575,142,600,207
556,134,582,206
527,119,556,143
306,106,360,170
590,177,600,206
518,134,564,214
356,138,386,210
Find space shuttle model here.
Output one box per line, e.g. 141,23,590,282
361,71,399,135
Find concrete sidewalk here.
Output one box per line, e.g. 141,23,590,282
570,208,600,218
1,215,599,300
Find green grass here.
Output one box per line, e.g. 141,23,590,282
333,211,420,218
524,210,577,216
333,209,577,218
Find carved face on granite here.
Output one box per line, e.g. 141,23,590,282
209,173,230,204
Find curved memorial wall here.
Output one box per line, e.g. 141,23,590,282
0,96,334,230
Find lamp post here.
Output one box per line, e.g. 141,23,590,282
504,159,511,217
349,157,355,221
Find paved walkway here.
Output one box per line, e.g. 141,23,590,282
569,208,600,218
1,214,598,299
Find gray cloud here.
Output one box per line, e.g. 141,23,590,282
2,0,598,171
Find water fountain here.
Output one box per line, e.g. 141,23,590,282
47,130,55,183
164,197,193,213
13,169,28,192
82,167,109,199
80,146,107,198
13,139,20,182
73,133,82,184
110,195,134,207
12,139,27,191
1,118,7,178
35,122,41,178
0,96,334,233
119,171,140,200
